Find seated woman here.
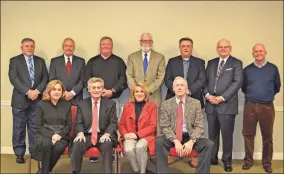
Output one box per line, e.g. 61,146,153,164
33,80,72,173
118,82,157,173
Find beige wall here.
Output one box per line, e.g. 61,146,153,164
1,1,283,158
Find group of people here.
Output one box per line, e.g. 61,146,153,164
8,33,281,174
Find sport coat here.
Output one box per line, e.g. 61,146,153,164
75,97,118,144
8,54,49,108
49,55,85,105
117,101,157,155
126,50,165,106
203,55,243,115
164,55,206,108
160,96,205,141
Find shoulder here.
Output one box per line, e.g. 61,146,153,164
229,56,243,64
168,55,181,64
10,54,23,61
111,54,125,62
87,55,100,63
102,97,116,106
128,50,140,58
73,55,85,62
208,57,219,64
191,56,205,64
161,97,174,107
151,50,165,58
78,97,91,107
266,62,278,69
146,101,157,110
60,99,71,107
244,63,254,71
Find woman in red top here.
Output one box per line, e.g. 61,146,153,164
118,82,157,173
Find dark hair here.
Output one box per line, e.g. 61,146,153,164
21,38,35,44
179,37,193,46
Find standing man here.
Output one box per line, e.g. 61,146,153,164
126,32,165,106
156,77,213,174
8,38,48,163
165,37,206,108
203,39,243,172
49,38,85,105
71,77,118,173
241,44,281,173
84,36,127,117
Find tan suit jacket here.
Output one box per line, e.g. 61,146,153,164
126,50,165,106
160,96,205,141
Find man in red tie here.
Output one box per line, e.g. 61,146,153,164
156,76,213,173
71,77,118,173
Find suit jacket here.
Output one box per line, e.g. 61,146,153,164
75,97,118,144
126,50,166,106
8,54,49,108
164,55,206,108
117,101,157,155
160,96,205,142
203,55,243,115
49,55,85,105
32,99,72,160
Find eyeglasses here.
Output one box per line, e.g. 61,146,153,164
140,40,153,44
217,46,231,49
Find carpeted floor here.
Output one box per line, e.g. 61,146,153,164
1,154,283,174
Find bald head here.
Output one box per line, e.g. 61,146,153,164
252,43,267,62
216,39,232,58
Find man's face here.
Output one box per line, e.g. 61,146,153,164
179,40,193,58
140,35,153,53
88,82,103,99
173,79,187,97
252,44,267,62
216,40,231,58
63,39,75,57
21,41,35,56
100,39,113,55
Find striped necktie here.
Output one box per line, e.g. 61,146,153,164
28,57,35,86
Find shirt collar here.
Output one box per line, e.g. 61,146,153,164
219,55,230,63
175,96,186,104
24,55,33,59
254,60,267,68
142,50,151,56
64,54,73,60
91,98,101,105
182,55,191,61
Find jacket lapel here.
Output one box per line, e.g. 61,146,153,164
171,98,178,129
59,55,69,80
186,56,194,80
87,98,93,129
218,56,232,78
212,58,219,80
99,98,106,127
184,97,192,131
70,56,77,77
20,54,32,86
136,51,144,76
145,51,156,76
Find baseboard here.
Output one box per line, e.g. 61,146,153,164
1,146,283,160
218,152,283,160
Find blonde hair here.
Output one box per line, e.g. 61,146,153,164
42,80,66,101
87,77,104,90
129,82,150,102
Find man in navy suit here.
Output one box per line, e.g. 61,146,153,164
8,38,48,163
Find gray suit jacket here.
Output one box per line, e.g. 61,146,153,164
160,96,205,141
126,50,165,106
203,55,243,115
8,54,49,108
49,55,85,105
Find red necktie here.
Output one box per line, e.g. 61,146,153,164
176,100,183,141
66,57,72,76
91,101,98,146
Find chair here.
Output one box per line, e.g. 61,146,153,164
28,106,118,173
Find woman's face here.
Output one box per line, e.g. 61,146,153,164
134,86,146,102
50,83,63,101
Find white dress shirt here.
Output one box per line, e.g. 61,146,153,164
142,50,151,62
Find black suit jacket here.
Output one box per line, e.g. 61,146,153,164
75,97,118,144
165,55,206,108
8,54,49,108
203,55,243,115
49,55,85,105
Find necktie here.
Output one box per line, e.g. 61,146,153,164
66,57,72,76
217,60,225,78
143,53,148,75
183,59,189,79
91,101,98,146
176,100,183,141
28,57,34,86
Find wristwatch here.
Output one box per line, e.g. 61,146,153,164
191,137,197,143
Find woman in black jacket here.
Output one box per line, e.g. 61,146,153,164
34,79,72,173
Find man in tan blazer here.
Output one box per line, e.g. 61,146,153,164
126,33,165,106
156,76,213,173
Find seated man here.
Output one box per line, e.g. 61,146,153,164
71,77,118,173
156,76,213,174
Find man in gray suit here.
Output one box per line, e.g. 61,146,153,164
203,39,243,172
49,38,85,105
8,38,48,163
156,76,213,174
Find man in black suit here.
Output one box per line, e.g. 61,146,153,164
203,39,243,172
71,77,118,173
165,37,206,108
49,38,85,105
8,38,48,163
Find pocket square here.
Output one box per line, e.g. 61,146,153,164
226,68,232,71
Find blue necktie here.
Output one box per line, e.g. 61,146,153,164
143,53,148,75
28,57,35,86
